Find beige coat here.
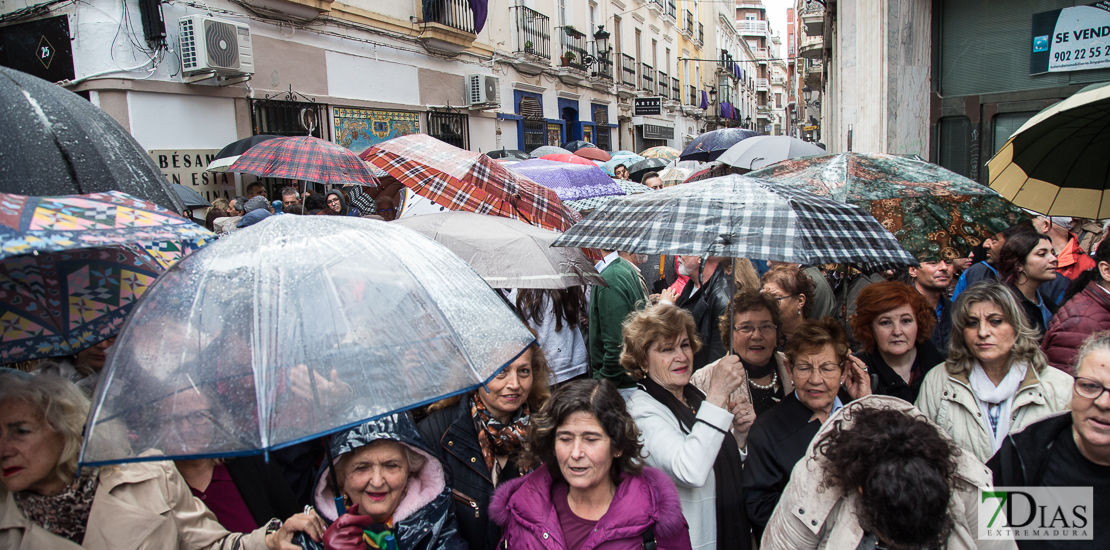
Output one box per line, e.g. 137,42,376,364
915,361,1073,463
0,459,268,550
761,395,1016,550
691,351,793,408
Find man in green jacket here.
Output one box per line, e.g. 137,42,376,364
589,250,650,397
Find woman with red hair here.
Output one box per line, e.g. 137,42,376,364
850,282,945,402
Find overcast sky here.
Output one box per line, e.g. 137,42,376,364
761,0,792,50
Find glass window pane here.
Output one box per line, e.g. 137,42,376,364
938,116,972,178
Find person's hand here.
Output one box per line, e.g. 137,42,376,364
659,288,678,304
728,400,757,449
843,355,872,400
289,365,353,406
705,355,745,409
265,509,327,550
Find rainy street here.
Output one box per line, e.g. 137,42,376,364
1,1,1109,549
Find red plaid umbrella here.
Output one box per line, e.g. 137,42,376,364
360,134,580,232
539,153,597,167
227,136,380,187
573,147,612,162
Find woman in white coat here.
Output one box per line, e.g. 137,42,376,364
622,304,756,550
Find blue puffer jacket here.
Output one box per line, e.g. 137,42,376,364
296,413,465,550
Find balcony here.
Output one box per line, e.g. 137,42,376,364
419,0,476,55
801,2,825,37
619,53,638,99
771,74,786,86
755,78,769,91
683,10,694,37
756,47,769,65
648,0,663,15
687,85,697,106
666,1,676,19
670,77,681,105
737,19,768,36
658,71,669,99
507,6,551,75
804,58,823,88
556,26,589,85
697,23,704,47
641,62,654,93
799,34,823,60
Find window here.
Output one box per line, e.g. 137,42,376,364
518,95,545,153
559,0,566,28
427,111,469,150
992,111,1037,156
937,116,973,178
547,122,563,146
593,104,610,151
614,16,622,57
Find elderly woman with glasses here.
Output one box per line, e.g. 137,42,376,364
742,317,871,539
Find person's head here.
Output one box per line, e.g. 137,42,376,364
242,196,269,214
784,317,850,414
998,231,1057,288
1062,234,1110,306
157,386,217,456
304,193,328,214
816,406,959,549
72,336,116,375
851,282,935,355
280,187,300,210
985,220,1035,265
283,204,304,215
719,290,783,366
230,195,248,215
908,259,951,294
614,164,630,180
0,373,89,495
946,280,1047,375
951,251,973,275
761,265,816,331
521,379,643,490
477,343,552,423
210,197,230,213
620,304,701,390
245,182,266,199
325,190,347,215
1072,331,1110,464
336,438,427,522
376,197,397,221
642,172,663,190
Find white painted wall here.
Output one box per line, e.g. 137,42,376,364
126,91,238,150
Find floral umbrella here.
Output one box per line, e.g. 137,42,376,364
640,146,681,160
748,153,1029,261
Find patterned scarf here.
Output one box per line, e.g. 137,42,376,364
13,467,99,544
361,517,394,550
470,391,530,472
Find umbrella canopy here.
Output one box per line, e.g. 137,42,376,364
171,185,211,210
684,161,739,183
749,153,1028,261
79,215,535,467
539,153,598,167
640,146,681,160
602,154,645,176
679,128,761,162
393,212,605,289
573,147,612,162
486,149,531,160
628,158,670,183
717,136,827,171
565,179,652,213
226,136,380,187
530,145,572,158
611,150,640,159
562,140,597,152
987,82,1110,217
362,134,579,231
553,174,917,271
0,66,185,214
507,159,624,202
659,160,703,187
205,135,282,173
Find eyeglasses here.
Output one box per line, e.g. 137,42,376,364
327,198,341,204
793,362,843,378
1074,377,1110,400
166,410,212,426
765,293,797,302
734,323,777,335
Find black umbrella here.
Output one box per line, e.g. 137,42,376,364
0,66,185,213
486,149,531,160
628,158,669,183
562,140,597,152
171,184,212,209
214,134,282,159
679,128,761,162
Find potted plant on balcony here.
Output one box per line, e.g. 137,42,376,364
563,25,578,36
561,51,576,67
524,40,534,54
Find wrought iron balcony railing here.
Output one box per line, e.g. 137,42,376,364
513,6,550,59
424,0,475,34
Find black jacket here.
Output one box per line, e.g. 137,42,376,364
224,455,302,527
854,339,946,404
986,411,1073,487
418,398,527,550
677,264,733,371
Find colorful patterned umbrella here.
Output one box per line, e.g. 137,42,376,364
659,160,703,186
640,146,681,160
227,136,380,187
539,153,598,167
679,128,761,162
573,147,612,162
507,159,624,202
361,134,580,231
684,161,742,183
748,153,1029,262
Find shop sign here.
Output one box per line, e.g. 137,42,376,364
642,124,674,140
1031,2,1110,74
147,149,236,202
633,97,663,116
804,125,819,131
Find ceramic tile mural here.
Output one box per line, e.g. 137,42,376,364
333,108,420,153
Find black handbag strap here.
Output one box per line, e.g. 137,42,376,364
642,525,657,550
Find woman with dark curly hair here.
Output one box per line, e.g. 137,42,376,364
762,396,1005,549
491,379,692,550
851,281,945,402
997,231,1059,336
761,266,817,344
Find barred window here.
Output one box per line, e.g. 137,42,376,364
593,105,611,151
520,96,545,153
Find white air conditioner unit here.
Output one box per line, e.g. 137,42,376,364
178,15,255,79
466,74,500,109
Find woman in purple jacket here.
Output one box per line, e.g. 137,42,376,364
1043,242,1110,375
491,379,691,550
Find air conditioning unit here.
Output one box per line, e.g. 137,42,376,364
178,15,255,80
466,74,500,109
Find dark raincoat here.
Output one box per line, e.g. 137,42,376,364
296,414,465,550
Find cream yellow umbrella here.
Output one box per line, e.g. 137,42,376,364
987,82,1110,217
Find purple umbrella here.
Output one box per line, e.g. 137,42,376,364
509,159,625,202
679,128,762,162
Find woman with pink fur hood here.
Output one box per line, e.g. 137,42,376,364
491,379,692,550
296,413,464,550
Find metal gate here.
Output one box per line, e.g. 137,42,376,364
427,111,469,149
249,97,330,139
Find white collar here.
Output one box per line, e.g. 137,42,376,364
595,250,621,272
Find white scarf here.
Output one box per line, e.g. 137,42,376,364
969,360,1028,454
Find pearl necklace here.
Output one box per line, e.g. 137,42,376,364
750,372,778,391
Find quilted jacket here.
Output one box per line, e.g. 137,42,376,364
1042,283,1110,375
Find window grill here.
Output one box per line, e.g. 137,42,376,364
427,111,469,150
520,96,545,153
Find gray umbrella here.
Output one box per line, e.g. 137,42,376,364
530,145,572,158
393,211,605,289
171,184,212,209
716,135,827,171
0,66,185,214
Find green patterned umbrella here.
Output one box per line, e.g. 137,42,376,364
749,153,1028,262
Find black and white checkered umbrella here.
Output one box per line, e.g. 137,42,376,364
552,174,918,270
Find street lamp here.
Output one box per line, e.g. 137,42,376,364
708,86,717,104
593,26,611,56
744,115,752,129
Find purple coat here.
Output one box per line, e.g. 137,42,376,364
1042,283,1110,375
490,466,691,550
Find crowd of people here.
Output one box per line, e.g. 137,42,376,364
3,202,1110,550
202,183,399,235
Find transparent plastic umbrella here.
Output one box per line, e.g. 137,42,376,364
80,215,535,468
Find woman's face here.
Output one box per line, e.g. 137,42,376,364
789,344,845,415
343,440,411,522
327,194,342,213
478,349,534,423
555,411,616,494
1023,240,1058,284
0,398,66,495
644,333,694,392
731,308,778,366
871,304,918,358
962,301,1017,369
762,282,803,329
